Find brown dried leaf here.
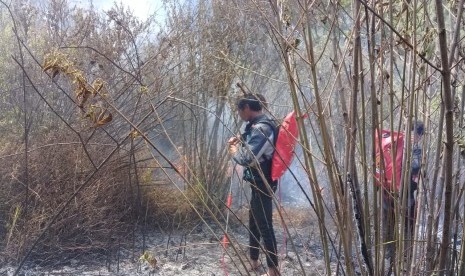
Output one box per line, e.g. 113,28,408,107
77,88,92,107
95,113,112,127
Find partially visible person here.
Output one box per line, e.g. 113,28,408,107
382,120,424,262
228,93,279,276
405,120,424,234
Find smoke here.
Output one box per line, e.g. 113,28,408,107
229,144,315,209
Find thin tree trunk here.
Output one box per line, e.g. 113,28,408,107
434,0,455,273
348,0,373,274
426,88,445,274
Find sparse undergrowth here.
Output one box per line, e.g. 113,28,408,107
0,131,135,266
0,132,229,268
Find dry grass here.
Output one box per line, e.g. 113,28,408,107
144,186,197,229
0,131,135,265
275,207,316,228
0,129,231,266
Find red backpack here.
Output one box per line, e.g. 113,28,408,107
270,111,301,181
374,129,405,191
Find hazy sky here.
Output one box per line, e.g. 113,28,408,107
71,0,164,20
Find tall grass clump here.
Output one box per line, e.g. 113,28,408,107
0,130,135,265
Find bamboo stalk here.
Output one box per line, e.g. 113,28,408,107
257,2,332,274
348,1,375,274
434,0,455,272
387,0,399,274
458,85,465,275
363,1,384,273
285,46,329,276
410,55,429,275
300,12,358,276
376,2,388,274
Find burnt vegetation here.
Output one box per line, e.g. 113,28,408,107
0,0,464,275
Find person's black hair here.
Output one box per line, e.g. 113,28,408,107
237,93,263,112
412,120,424,136
255,93,268,108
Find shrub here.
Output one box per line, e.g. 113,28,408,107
0,131,135,265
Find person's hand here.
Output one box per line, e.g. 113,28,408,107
228,143,238,155
228,136,240,145
227,136,240,155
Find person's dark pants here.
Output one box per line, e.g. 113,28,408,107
249,183,278,268
382,181,417,259
405,181,417,239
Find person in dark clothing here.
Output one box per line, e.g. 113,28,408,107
405,120,424,235
228,94,279,276
383,120,424,261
